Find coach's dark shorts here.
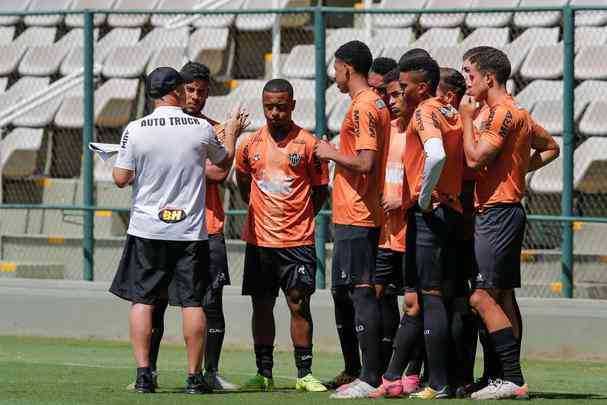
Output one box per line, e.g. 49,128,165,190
202,233,231,307
332,224,380,288
109,235,209,307
242,243,316,297
473,203,526,289
376,248,404,295
405,204,461,292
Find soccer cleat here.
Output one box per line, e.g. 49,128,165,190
203,372,239,390
296,374,328,392
324,370,359,390
455,377,490,399
134,373,155,394
127,371,158,391
471,379,529,400
329,379,376,399
367,376,403,398
185,372,213,394
402,374,421,394
408,385,450,400
242,373,274,391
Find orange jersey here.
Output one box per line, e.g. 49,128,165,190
474,95,538,209
235,124,329,247
462,104,489,182
379,118,408,252
332,88,391,227
404,97,464,212
204,117,225,235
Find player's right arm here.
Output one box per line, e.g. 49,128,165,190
113,125,135,188
235,136,252,204
209,107,250,171
527,118,560,172
414,107,446,211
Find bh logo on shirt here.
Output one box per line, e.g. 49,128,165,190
158,207,187,223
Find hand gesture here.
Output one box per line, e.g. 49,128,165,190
314,135,336,161
458,95,478,119
380,196,402,213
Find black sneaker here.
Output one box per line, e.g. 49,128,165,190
455,377,490,399
186,372,213,394
134,372,155,394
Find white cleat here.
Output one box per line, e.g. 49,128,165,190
203,372,239,390
471,379,529,400
329,379,376,399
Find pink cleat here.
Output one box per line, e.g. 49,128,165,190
402,374,421,394
368,376,403,398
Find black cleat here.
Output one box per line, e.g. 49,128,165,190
455,377,490,399
134,373,155,394
186,372,213,394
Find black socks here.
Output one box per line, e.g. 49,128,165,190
294,346,313,378
332,288,361,376
351,287,381,387
379,294,400,376
254,344,274,379
203,301,226,373
149,299,168,372
490,327,524,386
479,320,503,380
384,313,423,381
422,294,449,390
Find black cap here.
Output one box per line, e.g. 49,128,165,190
145,67,193,99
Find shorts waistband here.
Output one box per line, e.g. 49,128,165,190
475,202,523,215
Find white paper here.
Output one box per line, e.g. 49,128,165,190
88,142,120,161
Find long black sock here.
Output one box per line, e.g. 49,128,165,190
294,346,313,378
149,299,168,372
405,344,424,376
461,309,478,385
351,287,381,387
490,327,524,386
254,344,274,379
422,294,449,390
384,313,423,381
478,320,502,379
203,297,226,373
379,294,400,376
512,291,523,355
332,288,361,376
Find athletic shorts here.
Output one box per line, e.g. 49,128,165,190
473,203,526,289
331,224,380,288
242,243,316,297
375,248,404,295
404,204,461,292
109,234,209,307
202,233,231,308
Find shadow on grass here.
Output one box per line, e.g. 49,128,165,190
531,391,607,400
156,387,300,395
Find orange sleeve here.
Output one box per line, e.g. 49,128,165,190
307,138,330,187
235,136,251,175
529,115,550,139
413,105,442,143
479,105,513,149
353,101,379,152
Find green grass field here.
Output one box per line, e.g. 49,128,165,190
1,335,606,405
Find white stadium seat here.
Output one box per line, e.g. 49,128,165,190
24,0,74,27
150,0,200,27
65,0,116,27
515,79,562,110
373,0,427,28
188,27,230,76
0,128,44,178
0,0,32,26
571,0,607,26
193,0,245,28
466,0,520,28
502,27,559,75
107,0,159,28
0,27,57,75
420,0,472,29
235,0,290,31
513,0,568,28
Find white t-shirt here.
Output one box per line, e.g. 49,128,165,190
114,106,227,241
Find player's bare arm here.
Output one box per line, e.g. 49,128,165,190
314,141,376,174
206,160,229,183
112,167,134,188
236,170,252,204
527,122,560,172
215,107,250,171
459,95,500,170
311,185,329,216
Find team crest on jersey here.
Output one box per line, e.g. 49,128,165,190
438,106,456,118
288,152,302,167
375,99,386,109
158,207,187,223
253,153,261,161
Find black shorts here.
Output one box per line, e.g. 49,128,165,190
473,203,526,290
242,243,316,297
109,235,209,307
331,224,380,288
375,248,404,295
404,204,461,292
202,233,231,308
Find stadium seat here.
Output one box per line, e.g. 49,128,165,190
150,0,200,27
192,0,245,28
528,135,563,193
102,27,189,78
579,100,607,137
0,128,44,179
575,46,607,80
575,26,607,52
574,137,607,192
501,27,559,75
433,28,510,69
146,46,187,75
60,28,141,76
571,0,607,26
292,98,316,131
419,0,471,29
328,98,350,133
54,78,139,128
413,27,462,49
229,79,266,101
0,78,7,93
65,0,116,27
573,223,607,255
188,27,230,76
0,27,57,76
283,45,316,79
515,79,562,110
201,96,241,123
0,26,15,45
107,0,160,28
520,42,563,80
0,0,31,26
238,98,265,131
373,0,426,28
373,28,415,49
19,29,94,77
38,179,84,235
325,82,348,116
235,0,290,31
465,0,520,28
24,0,73,27
513,0,568,28
0,77,50,116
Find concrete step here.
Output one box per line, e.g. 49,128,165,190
0,261,64,279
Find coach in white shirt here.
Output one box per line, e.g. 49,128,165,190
109,67,245,394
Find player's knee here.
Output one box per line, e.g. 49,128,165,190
420,288,441,296
374,284,385,300
404,292,420,316
469,289,493,312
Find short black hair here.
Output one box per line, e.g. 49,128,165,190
399,56,440,95
382,68,400,85
180,61,210,82
398,48,431,65
262,78,294,98
371,57,397,76
439,67,466,98
462,46,495,64
466,47,511,85
334,40,373,76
